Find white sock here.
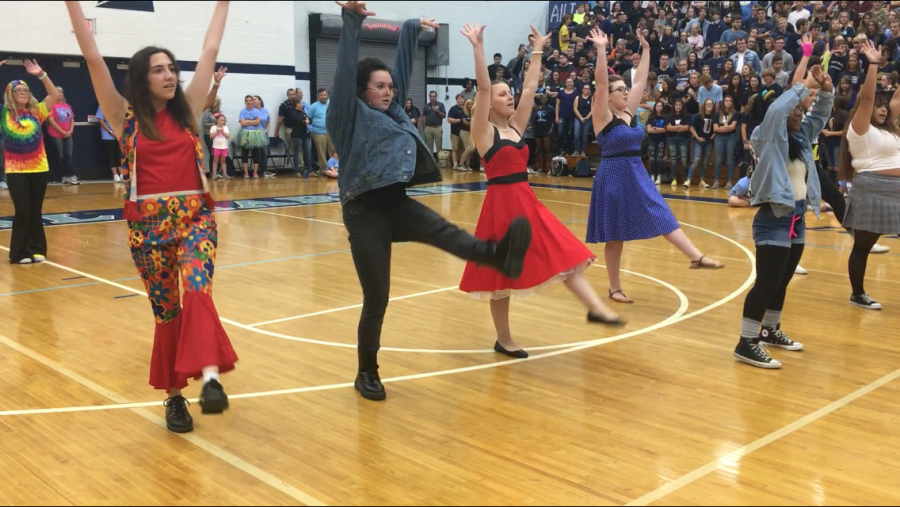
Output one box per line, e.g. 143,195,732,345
203,370,220,384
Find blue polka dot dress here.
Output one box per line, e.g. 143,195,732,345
586,116,680,243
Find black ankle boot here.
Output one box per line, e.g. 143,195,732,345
164,395,194,433
472,216,532,279
356,351,386,401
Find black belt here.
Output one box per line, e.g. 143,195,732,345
487,172,529,186
602,150,643,159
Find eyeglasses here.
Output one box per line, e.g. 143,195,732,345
368,84,397,96
12,89,29,94
611,86,630,94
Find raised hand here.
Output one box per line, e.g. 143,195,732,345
460,22,486,47
804,64,823,90
335,1,375,17
817,69,833,92
421,18,439,30
528,25,552,51
214,66,228,83
861,40,881,64
23,59,43,77
587,27,608,48
637,30,649,50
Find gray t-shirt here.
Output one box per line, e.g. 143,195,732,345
423,101,446,127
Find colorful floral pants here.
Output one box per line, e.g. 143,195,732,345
128,194,237,392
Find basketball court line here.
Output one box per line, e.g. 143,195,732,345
0,329,326,507
248,209,344,226
625,366,900,506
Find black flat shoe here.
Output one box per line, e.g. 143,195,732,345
587,312,627,327
493,341,529,359
199,379,229,415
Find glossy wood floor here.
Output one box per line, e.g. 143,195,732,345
1,169,898,506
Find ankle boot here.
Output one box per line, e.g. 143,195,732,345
471,216,532,279
355,350,386,401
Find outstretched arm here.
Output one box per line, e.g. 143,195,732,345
65,1,126,137
184,2,229,121
393,18,436,106
801,66,834,141
461,22,493,156
328,1,375,154
22,60,61,110
589,27,612,136
627,32,652,115
205,67,227,110
510,26,551,133
849,40,882,137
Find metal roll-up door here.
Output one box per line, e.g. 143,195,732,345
314,39,428,109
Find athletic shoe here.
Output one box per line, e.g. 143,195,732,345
164,395,193,433
198,379,229,414
850,293,882,310
113,174,123,183
734,338,782,369
32,255,45,263
15,258,32,265
725,181,734,190
711,181,719,189
760,326,804,351
871,244,891,254
0,181,7,190
795,265,808,275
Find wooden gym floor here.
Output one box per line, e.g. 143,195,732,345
0,169,898,506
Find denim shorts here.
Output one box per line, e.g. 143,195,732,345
752,200,807,248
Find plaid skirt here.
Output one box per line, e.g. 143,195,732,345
844,171,900,234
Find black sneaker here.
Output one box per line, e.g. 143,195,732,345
850,293,882,310
199,379,229,415
733,338,782,369
164,395,194,433
760,326,804,351
497,217,532,280
355,370,386,401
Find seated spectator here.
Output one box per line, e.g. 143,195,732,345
325,151,339,179
728,175,752,207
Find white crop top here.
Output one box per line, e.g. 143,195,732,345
846,123,900,173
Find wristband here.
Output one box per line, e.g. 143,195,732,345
38,72,48,81
213,82,221,87
802,42,813,57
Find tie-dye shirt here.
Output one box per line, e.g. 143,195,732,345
2,102,50,174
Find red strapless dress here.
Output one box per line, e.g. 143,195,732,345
459,128,596,299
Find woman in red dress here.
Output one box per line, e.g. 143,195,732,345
67,1,234,434
459,23,624,359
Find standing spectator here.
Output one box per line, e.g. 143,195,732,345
237,95,266,179
507,45,527,79
721,17,748,52
697,73,723,107
762,36,796,73
655,53,677,78
532,94,555,174
404,98,421,132
772,55,792,88
712,94,739,189
556,78,578,155
459,99,476,170
460,78,476,101
685,98,717,188
252,96,273,178
275,88,296,158
707,11,728,50
573,83,593,156
285,97,312,178
308,87,334,173
730,38,762,74
487,53,508,81
201,96,222,173
95,105,122,182
47,86,77,185
423,90,445,162
447,94,466,170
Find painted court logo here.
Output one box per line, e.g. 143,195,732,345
97,1,155,12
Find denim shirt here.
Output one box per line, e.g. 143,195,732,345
749,82,834,218
327,10,440,205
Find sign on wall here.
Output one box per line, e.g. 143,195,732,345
548,1,581,30
97,1,155,12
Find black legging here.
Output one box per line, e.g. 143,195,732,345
743,244,805,322
7,172,48,263
241,148,260,169
817,165,846,223
849,230,881,296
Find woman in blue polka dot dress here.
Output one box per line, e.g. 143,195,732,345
586,28,724,304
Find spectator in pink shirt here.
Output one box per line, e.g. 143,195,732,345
47,86,77,184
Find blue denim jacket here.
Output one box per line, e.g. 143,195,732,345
749,83,834,218
327,10,441,205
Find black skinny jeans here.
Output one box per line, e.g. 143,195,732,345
343,186,486,370
817,165,846,223
743,244,805,323
7,172,48,263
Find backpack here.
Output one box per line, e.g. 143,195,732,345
572,158,592,177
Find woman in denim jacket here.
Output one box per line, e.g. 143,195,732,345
733,35,834,370
328,1,532,402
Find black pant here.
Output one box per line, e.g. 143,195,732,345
343,190,485,370
742,244,805,322
817,165,846,223
849,230,881,296
7,172,48,263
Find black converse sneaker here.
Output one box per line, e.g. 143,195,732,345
760,326,804,351
850,293,882,310
164,395,194,433
733,338,782,369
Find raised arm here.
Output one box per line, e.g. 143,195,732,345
891,82,900,121
800,65,834,141
328,1,376,155
184,2,228,120
753,82,811,142
22,60,61,109
510,26,551,132
589,27,612,136
392,18,435,106
65,0,126,137
627,32,652,115
850,41,883,136
461,22,493,156
792,33,813,85
205,67,227,110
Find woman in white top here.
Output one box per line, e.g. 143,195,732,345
839,40,900,310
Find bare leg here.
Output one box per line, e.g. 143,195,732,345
605,241,628,300
663,228,722,266
564,271,620,321
490,297,522,352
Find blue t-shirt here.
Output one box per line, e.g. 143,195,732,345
635,105,651,132
258,108,270,131
327,157,339,171
730,176,751,197
240,108,261,130
308,101,329,135
96,106,114,141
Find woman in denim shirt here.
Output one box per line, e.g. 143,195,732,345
733,35,834,370
329,1,531,402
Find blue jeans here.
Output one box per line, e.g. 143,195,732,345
823,143,840,169
687,139,713,183
51,136,75,178
753,200,807,248
292,137,312,177
557,117,574,154
667,136,690,182
573,119,591,153
257,144,270,173
714,133,737,183
647,139,667,178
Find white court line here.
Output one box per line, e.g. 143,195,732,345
249,286,460,327
625,367,900,506
537,196,727,207
0,329,326,507
249,209,345,226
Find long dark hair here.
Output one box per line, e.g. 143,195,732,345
124,46,196,141
356,57,392,102
838,92,900,181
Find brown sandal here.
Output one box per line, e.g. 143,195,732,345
690,255,724,269
608,289,634,304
